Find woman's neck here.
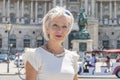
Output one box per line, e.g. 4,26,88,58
45,41,64,54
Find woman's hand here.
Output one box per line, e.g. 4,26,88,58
25,61,37,80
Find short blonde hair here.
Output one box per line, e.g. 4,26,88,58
42,6,74,40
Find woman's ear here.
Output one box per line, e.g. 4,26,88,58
45,26,49,34
45,26,50,39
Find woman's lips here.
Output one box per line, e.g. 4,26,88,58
55,35,62,38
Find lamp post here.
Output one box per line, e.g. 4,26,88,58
6,22,12,73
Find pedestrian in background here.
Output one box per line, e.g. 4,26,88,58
105,56,110,72
85,53,96,69
23,6,79,80
116,53,120,62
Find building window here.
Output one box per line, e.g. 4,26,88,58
24,39,30,48
10,3,14,10
0,35,2,48
117,40,120,48
38,18,42,25
118,4,120,10
10,14,16,24
36,40,43,47
104,5,109,11
117,18,120,24
0,17,2,23
24,39,30,47
103,18,109,25
9,39,16,48
24,16,30,24
24,35,30,48
102,40,109,49
24,4,29,11
9,35,16,48
56,0,60,6
0,13,2,23
38,5,42,12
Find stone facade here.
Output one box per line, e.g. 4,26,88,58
0,0,120,53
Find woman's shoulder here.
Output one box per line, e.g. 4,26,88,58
65,49,79,58
23,47,43,56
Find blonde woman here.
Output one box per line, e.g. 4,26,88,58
23,6,79,80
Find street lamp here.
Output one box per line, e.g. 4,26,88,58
6,22,12,73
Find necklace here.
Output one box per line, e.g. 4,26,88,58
45,44,65,58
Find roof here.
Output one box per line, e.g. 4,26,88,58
103,49,120,53
85,49,120,54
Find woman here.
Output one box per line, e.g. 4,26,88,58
23,6,79,80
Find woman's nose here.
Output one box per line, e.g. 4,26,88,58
56,27,63,31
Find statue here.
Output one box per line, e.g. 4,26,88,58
72,8,90,40
78,8,87,31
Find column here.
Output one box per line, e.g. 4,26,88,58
109,1,112,25
35,1,38,24
81,0,84,8
84,0,88,15
21,0,24,24
30,1,33,24
44,1,47,15
48,1,52,10
91,0,95,18
60,0,63,6
16,0,20,23
2,0,6,23
96,2,98,19
100,1,103,25
114,1,117,25
87,40,93,51
53,0,56,7
7,0,10,22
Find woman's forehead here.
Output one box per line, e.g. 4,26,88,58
51,16,68,26
51,16,69,24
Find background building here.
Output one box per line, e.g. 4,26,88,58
0,0,120,54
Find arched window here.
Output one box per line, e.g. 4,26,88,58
36,36,44,47
23,35,30,48
9,34,16,48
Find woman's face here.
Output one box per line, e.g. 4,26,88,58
46,15,70,43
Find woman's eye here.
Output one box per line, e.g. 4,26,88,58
62,26,67,28
53,24,58,28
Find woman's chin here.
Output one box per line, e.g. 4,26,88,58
54,37,64,42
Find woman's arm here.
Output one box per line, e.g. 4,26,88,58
25,61,37,80
73,74,78,80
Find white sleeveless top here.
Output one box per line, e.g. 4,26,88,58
23,47,79,80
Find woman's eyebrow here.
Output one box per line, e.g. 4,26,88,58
53,24,57,26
